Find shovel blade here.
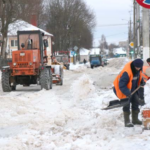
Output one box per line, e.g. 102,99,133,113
102,98,129,110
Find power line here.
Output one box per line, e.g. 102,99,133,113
97,23,128,27
94,32,128,39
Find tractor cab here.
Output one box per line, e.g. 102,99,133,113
17,30,48,64
10,31,49,75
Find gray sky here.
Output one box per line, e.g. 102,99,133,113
85,0,133,46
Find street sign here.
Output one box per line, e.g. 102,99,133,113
136,0,150,9
71,51,75,55
73,46,78,51
129,42,134,48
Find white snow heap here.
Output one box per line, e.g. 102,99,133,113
1,57,150,149
141,80,150,109
70,74,95,101
113,47,126,55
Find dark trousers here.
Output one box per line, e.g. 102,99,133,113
123,93,140,112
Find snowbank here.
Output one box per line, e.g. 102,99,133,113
70,74,95,101
1,57,150,150
70,63,88,72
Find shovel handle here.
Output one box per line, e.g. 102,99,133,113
130,85,142,97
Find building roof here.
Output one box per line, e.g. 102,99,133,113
113,47,126,55
90,48,101,55
1,20,53,37
80,48,90,56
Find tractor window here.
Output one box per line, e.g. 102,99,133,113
62,56,68,63
19,34,39,50
55,56,62,62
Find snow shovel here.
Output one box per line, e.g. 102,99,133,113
102,85,142,110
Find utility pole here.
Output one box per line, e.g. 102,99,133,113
133,0,136,59
128,16,132,58
142,8,150,60
136,3,140,57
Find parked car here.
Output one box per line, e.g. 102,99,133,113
102,58,108,66
90,55,103,68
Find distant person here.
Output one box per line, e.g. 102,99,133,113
83,59,86,64
113,59,145,127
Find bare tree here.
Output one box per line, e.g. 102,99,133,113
0,0,43,58
45,0,95,54
99,34,108,54
108,43,119,58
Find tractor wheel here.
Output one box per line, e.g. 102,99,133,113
67,65,70,70
49,70,53,89
40,68,51,90
60,67,63,86
12,85,16,91
60,77,63,85
2,71,12,92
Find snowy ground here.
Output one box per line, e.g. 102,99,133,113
0,57,150,150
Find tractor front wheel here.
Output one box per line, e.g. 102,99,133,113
2,71,12,92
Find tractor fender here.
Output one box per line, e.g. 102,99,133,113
1,66,11,73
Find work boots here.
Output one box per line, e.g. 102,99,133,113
123,112,134,127
132,110,142,125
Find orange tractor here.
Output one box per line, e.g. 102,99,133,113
1,30,62,92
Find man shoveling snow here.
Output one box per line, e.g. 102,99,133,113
113,59,145,127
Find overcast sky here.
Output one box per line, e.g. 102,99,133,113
85,0,133,46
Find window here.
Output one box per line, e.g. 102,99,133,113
11,40,18,47
15,40,17,46
11,40,14,46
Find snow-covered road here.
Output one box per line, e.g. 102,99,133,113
0,57,150,150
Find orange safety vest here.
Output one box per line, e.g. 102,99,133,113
142,66,149,82
113,61,142,99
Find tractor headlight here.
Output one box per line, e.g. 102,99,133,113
13,62,16,66
29,62,32,65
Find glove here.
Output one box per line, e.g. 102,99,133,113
127,94,132,99
140,82,146,86
138,98,145,106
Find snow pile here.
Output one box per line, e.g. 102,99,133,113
73,65,88,72
141,80,150,109
1,57,150,149
70,63,88,72
0,90,52,129
70,74,95,101
107,57,129,69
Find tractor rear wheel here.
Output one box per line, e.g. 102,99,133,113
50,69,53,89
40,68,51,90
59,67,63,86
2,72,12,92
60,77,63,85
